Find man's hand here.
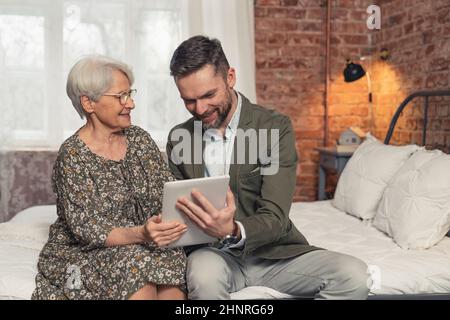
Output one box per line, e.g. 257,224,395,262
176,188,236,239
142,214,187,247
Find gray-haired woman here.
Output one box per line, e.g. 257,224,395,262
32,55,187,300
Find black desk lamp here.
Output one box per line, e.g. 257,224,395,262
343,59,373,132
343,60,372,103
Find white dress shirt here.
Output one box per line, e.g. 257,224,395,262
203,92,246,248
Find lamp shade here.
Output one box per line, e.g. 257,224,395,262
343,61,366,82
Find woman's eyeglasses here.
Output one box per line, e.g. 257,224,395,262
102,89,137,105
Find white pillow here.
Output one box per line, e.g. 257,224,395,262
332,134,420,220
373,149,450,249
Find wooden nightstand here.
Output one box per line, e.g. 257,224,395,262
315,147,354,200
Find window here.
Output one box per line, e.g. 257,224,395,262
0,0,191,148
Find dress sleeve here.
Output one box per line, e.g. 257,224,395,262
53,150,116,251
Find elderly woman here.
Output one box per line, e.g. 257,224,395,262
32,55,187,300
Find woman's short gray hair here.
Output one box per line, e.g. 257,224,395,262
66,55,135,119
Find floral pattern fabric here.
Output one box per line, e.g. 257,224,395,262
31,125,186,300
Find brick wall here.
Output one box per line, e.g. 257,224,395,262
255,0,450,201
255,0,373,201
372,0,450,151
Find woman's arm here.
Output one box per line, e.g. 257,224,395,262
105,215,187,247
105,225,146,247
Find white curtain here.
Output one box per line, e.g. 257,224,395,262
187,0,256,104
0,0,255,149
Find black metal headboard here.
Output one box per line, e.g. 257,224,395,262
384,90,450,147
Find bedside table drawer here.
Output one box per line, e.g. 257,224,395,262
320,154,337,170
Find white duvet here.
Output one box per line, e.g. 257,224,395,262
290,201,450,296
1,202,450,299
0,206,54,300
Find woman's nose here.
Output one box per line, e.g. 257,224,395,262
125,98,135,109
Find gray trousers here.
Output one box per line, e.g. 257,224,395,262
187,247,371,300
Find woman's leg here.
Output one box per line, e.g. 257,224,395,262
129,283,158,300
157,285,186,300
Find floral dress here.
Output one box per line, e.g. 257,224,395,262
32,125,186,300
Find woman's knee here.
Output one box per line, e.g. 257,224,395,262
157,285,186,300
129,283,157,300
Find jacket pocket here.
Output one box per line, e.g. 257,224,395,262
238,167,262,197
239,166,261,180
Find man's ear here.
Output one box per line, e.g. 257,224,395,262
80,96,95,115
226,67,236,89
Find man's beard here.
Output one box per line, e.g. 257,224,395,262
196,90,233,130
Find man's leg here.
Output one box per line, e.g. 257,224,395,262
245,250,371,300
187,247,246,300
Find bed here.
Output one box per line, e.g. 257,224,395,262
1,90,449,300
1,200,450,300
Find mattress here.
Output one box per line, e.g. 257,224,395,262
0,205,55,300
290,201,450,296
1,202,450,299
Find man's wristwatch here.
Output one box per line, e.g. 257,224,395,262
220,221,240,248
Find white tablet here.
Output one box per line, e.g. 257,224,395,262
161,175,230,248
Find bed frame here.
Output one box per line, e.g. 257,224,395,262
384,90,450,148
368,90,450,300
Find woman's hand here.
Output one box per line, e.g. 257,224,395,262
142,214,187,247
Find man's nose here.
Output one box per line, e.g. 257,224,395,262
195,100,209,116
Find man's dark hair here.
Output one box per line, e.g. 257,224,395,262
170,35,230,80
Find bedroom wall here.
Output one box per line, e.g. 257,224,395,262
255,0,450,201
255,0,373,201
371,0,450,152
